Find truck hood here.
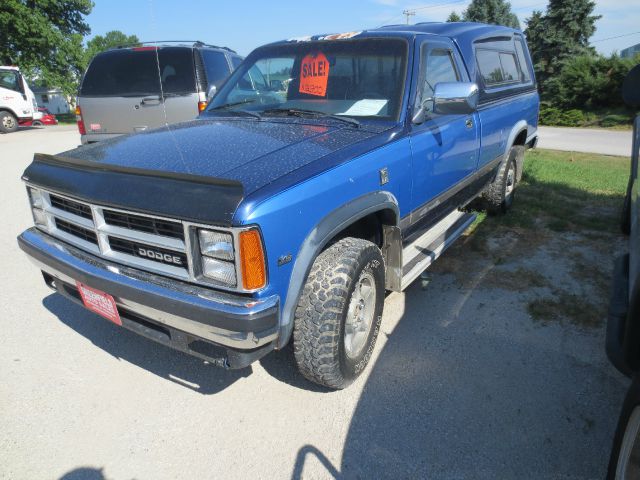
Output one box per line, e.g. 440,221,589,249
23,117,384,225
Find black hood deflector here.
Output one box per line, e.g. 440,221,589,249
23,153,244,226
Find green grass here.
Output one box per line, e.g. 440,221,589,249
495,149,630,234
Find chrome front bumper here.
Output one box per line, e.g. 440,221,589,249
18,228,279,368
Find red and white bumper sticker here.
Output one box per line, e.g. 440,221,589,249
76,282,122,326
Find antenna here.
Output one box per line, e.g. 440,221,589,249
402,9,416,24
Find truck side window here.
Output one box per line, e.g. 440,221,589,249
0,70,19,92
477,48,523,86
418,48,460,112
514,39,532,82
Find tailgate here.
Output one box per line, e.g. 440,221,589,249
79,96,166,135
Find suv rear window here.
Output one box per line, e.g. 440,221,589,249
80,47,196,96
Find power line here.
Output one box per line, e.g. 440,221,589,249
592,30,640,43
376,0,467,28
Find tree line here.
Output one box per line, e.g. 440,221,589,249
1,0,637,124
449,0,639,126
0,1,138,96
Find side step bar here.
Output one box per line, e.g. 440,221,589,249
400,210,476,290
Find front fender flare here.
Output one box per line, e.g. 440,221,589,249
277,191,399,348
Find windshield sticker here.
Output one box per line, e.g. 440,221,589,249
318,31,362,41
299,52,330,97
339,100,388,116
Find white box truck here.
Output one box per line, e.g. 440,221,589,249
0,66,42,133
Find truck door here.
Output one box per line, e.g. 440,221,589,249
408,39,480,227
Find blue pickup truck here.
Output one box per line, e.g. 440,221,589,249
18,22,539,389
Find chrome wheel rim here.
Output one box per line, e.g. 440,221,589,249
505,163,516,197
2,115,15,129
344,270,376,359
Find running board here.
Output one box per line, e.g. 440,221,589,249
400,210,476,290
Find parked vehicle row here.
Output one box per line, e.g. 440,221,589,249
0,66,42,133
18,22,539,388
76,42,242,143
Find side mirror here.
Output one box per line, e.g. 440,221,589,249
433,82,479,115
206,84,217,103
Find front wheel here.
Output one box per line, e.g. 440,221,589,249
293,237,385,389
0,111,18,133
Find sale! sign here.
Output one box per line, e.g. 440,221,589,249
299,52,330,97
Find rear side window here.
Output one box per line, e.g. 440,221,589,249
476,48,522,86
200,50,231,88
514,39,532,82
231,56,243,70
499,52,519,82
80,47,196,96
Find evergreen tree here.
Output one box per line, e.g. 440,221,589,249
447,11,462,22
525,0,601,94
463,0,521,29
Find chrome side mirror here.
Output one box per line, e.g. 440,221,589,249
433,82,479,115
206,84,217,103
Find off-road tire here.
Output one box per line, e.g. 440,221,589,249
0,111,18,133
483,145,524,215
293,237,385,389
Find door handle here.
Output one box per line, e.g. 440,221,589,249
465,118,474,129
141,96,161,105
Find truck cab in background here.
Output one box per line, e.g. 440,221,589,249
0,66,42,133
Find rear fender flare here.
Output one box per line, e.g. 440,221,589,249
277,191,400,348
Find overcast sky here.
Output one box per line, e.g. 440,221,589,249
86,0,640,56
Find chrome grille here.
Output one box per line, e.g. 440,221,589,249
36,189,191,281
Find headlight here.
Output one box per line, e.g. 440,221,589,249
28,187,43,209
198,228,236,286
32,207,47,227
202,257,237,286
199,230,234,260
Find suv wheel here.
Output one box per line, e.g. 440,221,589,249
484,145,524,214
293,237,385,389
0,111,18,133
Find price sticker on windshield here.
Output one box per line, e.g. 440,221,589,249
299,52,330,97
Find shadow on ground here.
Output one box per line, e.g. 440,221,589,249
289,178,630,478
43,294,250,395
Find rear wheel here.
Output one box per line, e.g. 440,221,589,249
293,237,385,389
483,145,523,214
0,111,18,133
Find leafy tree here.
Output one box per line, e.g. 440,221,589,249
525,0,601,93
84,30,140,66
447,11,462,22
0,0,93,96
462,0,520,29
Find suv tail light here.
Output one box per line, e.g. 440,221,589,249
75,106,86,135
198,101,207,112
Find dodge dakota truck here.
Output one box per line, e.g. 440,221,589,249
18,22,539,389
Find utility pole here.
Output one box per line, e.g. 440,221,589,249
402,9,416,24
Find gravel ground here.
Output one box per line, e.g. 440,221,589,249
0,125,629,479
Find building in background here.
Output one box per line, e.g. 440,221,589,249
621,43,640,59
31,87,72,114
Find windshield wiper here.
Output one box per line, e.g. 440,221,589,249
209,100,261,119
262,108,360,128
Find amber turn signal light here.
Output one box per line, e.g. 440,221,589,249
239,229,266,290
198,101,207,112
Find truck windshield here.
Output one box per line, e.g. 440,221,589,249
207,38,408,121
